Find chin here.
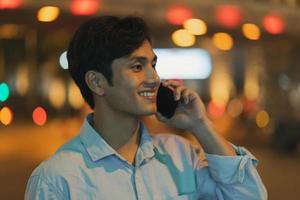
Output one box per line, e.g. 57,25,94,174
140,107,157,116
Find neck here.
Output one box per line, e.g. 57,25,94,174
92,103,141,152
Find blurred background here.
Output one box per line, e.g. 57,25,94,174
1,0,300,199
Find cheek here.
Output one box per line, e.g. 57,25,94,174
111,75,143,104
111,86,138,105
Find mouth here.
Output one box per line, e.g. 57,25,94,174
138,91,157,101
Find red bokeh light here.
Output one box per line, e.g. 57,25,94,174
70,0,100,15
215,5,242,28
32,106,47,126
208,101,226,118
166,4,193,25
262,14,284,34
0,0,23,9
243,98,256,115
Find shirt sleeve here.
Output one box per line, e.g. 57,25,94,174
25,175,64,200
193,144,268,200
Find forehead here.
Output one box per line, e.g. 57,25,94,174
128,40,156,60
111,40,156,72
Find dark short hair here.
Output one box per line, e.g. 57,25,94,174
67,16,151,109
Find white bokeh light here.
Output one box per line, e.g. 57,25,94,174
59,51,68,70
154,48,212,79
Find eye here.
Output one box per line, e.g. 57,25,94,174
131,64,143,72
152,63,156,69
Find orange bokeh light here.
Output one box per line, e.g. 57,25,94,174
70,0,100,15
0,106,13,125
166,4,193,25
32,106,47,126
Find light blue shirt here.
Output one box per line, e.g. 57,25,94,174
25,114,267,200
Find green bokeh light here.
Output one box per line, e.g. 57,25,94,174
0,82,10,102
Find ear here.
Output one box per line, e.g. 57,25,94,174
85,70,107,96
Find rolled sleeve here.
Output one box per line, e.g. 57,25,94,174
195,144,267,199
205,145,258,184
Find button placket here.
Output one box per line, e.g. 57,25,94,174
134,168,145,200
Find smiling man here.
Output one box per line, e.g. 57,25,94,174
25,16,267,200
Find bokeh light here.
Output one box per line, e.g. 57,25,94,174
59,51,68,70
208,101,226,118
227,98,244,117
0,0,23,9
242,23,261,40
48,79,66,109
70,0,100,15
262,14,284,35
172,29,195,47
243,98,256,114
244,80,260,101
15,66,29,96
183,18,207,36
212,32,233,51
154,48,212,79
0,82,10,102
32,106,47,126
215,5,242,28
37,6,60,22
166,4,193,25
278,73,291,91
209,70,232,107
68,81,84,109
0,106,13,126
256,110,270,128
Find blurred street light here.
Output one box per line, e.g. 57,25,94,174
37,6,60,22
183,18,207,36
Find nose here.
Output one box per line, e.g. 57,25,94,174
144,66,160,89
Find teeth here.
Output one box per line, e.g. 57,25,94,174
139,92,155,97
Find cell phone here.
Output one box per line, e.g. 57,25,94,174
156,83,179,118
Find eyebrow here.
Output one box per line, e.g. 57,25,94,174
129,55,157,63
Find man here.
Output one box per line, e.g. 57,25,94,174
25,16,267,199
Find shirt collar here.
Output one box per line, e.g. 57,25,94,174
135,121,155,166
79,113,155,164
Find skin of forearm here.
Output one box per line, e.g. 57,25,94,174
190,119,236,156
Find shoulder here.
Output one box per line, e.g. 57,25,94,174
30,135,86,179
26,135,86,199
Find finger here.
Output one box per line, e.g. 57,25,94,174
174,86,185,101
163,79,182,88
188,91,198,102
161,80,175,92
181,88,190,104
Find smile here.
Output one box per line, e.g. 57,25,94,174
138,91,156,100
139,92,155,97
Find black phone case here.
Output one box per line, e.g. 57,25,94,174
156,83,179,118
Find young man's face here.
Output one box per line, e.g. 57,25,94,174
102,40,160,116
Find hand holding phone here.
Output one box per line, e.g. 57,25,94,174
156,83,179,118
